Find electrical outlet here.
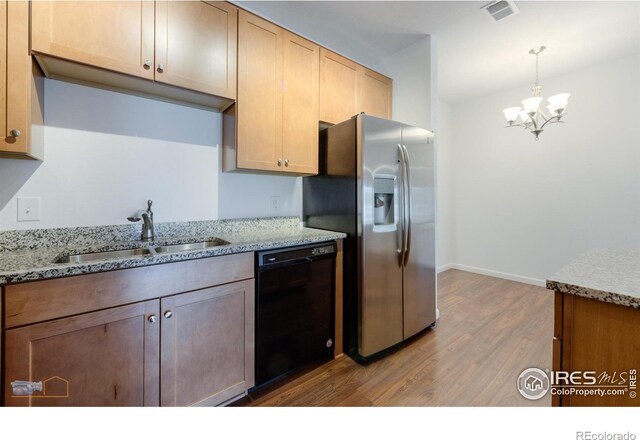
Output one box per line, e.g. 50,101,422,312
17,197,41,222
270,196,280,213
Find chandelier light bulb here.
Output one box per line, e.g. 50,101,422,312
547,93,570,112
519,111,532,124
521,97,543,115
502,107,521,123
546,104,561,116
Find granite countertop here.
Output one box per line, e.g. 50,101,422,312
546,249,640,309
0,217,346,285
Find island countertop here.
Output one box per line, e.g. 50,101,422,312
0,217,346,286
546,249,640,309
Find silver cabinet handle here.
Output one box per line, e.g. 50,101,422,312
284,159,289,167
9,129,21,138
157,63,165,73
397,144,406,268
401,144,412,266
143,60,152,70
148,315,157,323
164,310,173,319
277,159,282,167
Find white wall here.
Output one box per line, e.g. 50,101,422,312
449,53,640,284
0,80,301,230
436,99,454,269
375,36,435,130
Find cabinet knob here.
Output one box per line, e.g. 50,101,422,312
277,159,282,167
143,60,152,70
164,310,173,319
284,159,289,167
148,315,157,323
157,63,165,73
9,129,21,138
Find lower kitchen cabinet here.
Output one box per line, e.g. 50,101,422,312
2,253,255,407
4,300,160,406
161,280,254,407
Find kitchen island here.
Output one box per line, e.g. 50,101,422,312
547,249,640,407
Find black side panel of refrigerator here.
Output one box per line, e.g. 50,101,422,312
303,117,359,359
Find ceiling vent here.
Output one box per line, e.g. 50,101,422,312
481,1,519,22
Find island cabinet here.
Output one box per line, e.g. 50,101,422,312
30,1,237,110
553,292,640,407
319,48,392,125
2,253,254,407
0,0,45,160
223,10,319,175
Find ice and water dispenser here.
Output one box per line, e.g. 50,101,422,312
373,177,395,226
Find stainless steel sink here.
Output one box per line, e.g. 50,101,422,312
54,238,229,264
54,248,153,264
154,239,228,254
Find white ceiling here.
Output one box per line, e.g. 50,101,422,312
238,1,640,104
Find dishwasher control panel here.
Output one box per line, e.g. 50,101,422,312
258,242,336,267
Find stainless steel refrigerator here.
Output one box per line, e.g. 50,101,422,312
303,114,436,362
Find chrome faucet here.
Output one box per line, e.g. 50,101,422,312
128,200,155,241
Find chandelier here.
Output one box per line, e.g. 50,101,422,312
502,46,570,140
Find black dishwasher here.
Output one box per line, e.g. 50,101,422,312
254,242,336,389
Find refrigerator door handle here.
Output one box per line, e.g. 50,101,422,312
402,144,412,266
397,143,406,267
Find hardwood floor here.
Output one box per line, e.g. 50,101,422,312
241,269,554,407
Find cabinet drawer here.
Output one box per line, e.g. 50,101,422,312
4,252,253,328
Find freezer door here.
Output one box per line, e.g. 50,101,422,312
359,115,404,357
401,125,437,339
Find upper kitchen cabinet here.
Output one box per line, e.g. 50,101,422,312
31,1,155,80
30,1,236,111
224,11,319,175
233,11,283,172
359,67,392,120
0,1,45,160
319,49,359,125
319,48,393,125
154,1,236,98
282,32,319,174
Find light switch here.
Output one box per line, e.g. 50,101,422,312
17,197,41,222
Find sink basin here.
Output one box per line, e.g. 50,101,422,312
54,248,152,264
154,239,228,254
53,238,229,264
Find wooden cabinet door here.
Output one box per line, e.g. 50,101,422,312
236,10,284,172
319,48,359,125
0,0,7,148
155,1,237,99
160,280,255,407
31,1,155,80
359,67,392,119
282,31,319,175
1,1,44,159
4,300,160,407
